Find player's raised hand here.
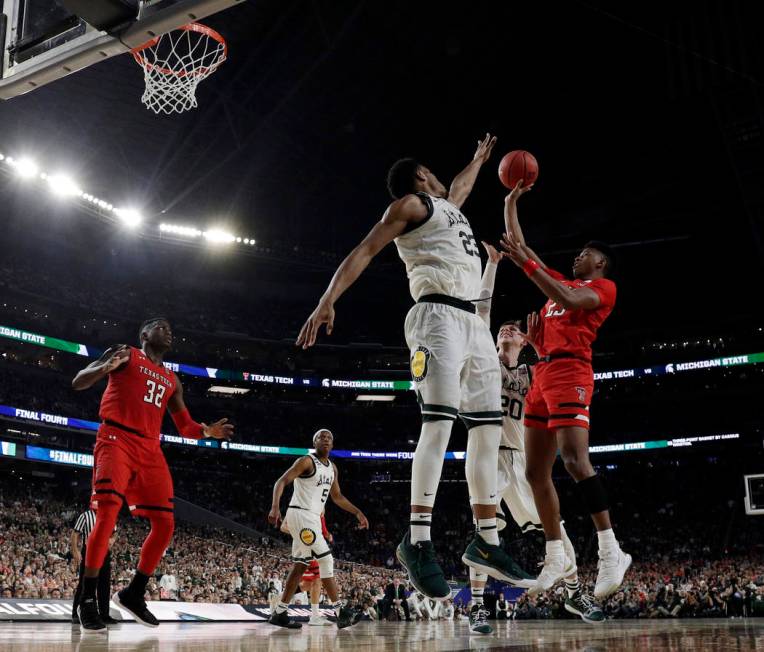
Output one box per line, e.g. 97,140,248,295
202,418,234,440
296,299,336,349
102,346,130,373
481,241,502,265
267,506,282,527
506,179,533,203
355,511,369,530
500,232,530,267
522,312,543,355
473,132,497,164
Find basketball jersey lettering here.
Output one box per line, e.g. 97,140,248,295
292,455,335,514
394,195,482,301
545,301,566,318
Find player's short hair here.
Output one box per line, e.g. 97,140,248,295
585,240,615,277
138,317,170,342
386,158,422,200
313,429,333,445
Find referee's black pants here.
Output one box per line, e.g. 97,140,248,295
72,545,112,618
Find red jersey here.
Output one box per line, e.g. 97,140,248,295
537,269,616,362
99,346,177,440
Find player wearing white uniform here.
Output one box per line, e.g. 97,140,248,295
297,135,529,599
267,429,369,629
466,242,604,634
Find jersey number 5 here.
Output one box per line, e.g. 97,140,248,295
321,487,329,504
458,231,479,257
143,379,166,408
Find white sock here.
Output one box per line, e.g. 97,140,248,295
311,603,319,617
564,578,580,598
410,512,432,544
471,587,484,606
597,528,618,551
545,539,564,557
477,518,499,545
332,600,343,617
275,601,288,614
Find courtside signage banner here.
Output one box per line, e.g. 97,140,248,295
4,323,759,389
0,325,90,356
0,599,265,621
25,445,93,467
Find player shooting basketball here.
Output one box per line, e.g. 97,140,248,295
71,318,233,632
500,182,632,599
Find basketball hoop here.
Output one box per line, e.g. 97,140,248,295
132,23,227,115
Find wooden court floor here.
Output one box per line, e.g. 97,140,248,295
0,619,761,651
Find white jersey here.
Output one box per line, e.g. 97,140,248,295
393,193,482,302
290,454,335,515
500,362,532,450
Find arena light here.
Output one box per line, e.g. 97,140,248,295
355,395,396,401
208,385,250,395
46,174,82,197
160,223,203,238
114,208,143,228
203,228,236,244
12,157,39,179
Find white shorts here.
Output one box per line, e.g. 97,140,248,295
405,300,502,428
496,449,542,533
284,507,331,564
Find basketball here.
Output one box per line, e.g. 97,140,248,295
498,150,539,189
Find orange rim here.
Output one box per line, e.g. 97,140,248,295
132,23,227,78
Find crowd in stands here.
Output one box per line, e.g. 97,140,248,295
1,453,763,620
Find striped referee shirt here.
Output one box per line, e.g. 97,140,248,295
73,510,117,542
73,510,97,539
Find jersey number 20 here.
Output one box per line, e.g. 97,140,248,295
143,379,166,408
502,395,522,421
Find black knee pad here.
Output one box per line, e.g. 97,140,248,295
576,474,609,514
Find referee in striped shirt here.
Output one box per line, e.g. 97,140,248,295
71,508,117,624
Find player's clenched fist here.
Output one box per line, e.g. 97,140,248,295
355,511,369,530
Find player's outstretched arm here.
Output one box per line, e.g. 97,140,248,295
477,241,502,328
448,133,497,209
329,465,369,529
502,232,601,310
295,195,427,349
503,181,547,268
167,375,235,440
268,456,314,527
71,345,130,390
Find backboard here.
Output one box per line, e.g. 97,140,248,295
0,0,243,100
744,473,764,516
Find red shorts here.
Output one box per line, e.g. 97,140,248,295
524,359,593,431
302,561,320,583
91,424,174,519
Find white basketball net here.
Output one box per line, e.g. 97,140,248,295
133,24,226,115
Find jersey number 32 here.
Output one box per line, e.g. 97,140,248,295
143,379,166,408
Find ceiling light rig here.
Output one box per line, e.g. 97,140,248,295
0,149,255,249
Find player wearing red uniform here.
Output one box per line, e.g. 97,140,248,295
71,318,233,632
298,513,333,626
500,182,631,600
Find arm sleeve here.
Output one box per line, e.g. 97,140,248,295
587,278,617,308
476,261,498,328
170,408,204,439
